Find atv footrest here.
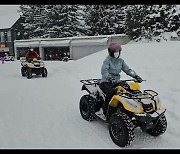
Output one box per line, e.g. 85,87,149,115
95,108,106,121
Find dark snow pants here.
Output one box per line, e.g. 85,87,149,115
99,82,116,105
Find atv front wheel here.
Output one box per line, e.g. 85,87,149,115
42,68,48,77
26,68,32,79
109,112,135,147
21,67,26,77
79,95,95,121
146,114,167,136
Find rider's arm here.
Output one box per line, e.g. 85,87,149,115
101,59,111,80
25,51,29,58
34,52,39,57
122,60,137,78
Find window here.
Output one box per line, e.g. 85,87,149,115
7,31,11,42
0,32,4,42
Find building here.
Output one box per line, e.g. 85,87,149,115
14,34,131,60
0,13,23,56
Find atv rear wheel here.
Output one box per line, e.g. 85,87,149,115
109,112,135,147
79,95,95,121
42,68,48,77
21,67,26,77
146,114,167,136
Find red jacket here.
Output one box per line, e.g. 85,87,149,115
25,51,39,61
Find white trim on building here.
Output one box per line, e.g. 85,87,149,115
14,34,131,60
40,39,70,47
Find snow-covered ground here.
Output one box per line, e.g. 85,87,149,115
0,40,180,149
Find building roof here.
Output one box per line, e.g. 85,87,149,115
14,33,128,42
0,13,20,29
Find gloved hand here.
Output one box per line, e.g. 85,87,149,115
134,75,143,83
108,77,117,84
37,57,41,60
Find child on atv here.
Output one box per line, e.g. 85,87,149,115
99,42,143,115
25,48,40,62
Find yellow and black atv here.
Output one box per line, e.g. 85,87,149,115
79,79,167,147
20,57,48,79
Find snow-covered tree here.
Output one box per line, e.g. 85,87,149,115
124,5,176,41
41,5,85,38
113,5,127,34
19,5,86,39
125,5,147,40
85,5,117,36
18,4,180,41
18,5,47,39
167,5,180,31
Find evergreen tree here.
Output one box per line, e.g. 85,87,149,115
18,4,180,41
44,5,84,38
167,5,180,31
18,5,47,39
125,5,147,40
85,5,116,36
113,5,127,34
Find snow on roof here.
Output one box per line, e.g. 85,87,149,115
14,40,40,47
14,33,128,43
0,13,20,29
40,40,70,47
71,38,108,46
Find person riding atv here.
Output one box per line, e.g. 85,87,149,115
79,43,167,147
99,42,143,116
21,48,48,79
25,48,40,62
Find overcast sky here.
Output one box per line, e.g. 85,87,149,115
0,5,20,15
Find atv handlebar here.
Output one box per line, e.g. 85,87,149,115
120,79,146,82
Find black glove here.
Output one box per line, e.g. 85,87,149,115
134,75,143,83
108,77,117,85
37,57,41,60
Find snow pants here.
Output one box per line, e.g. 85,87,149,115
1,57,5,64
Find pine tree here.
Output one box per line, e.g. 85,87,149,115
167,5,180,31
85,5,116,36
18,5,47,39
113,5,127,34
125,5,147,40
44,5,84,38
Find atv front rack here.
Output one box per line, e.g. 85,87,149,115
119,90,159,100
80,79,101,85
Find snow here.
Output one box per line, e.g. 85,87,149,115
14,41,40,47
0,40,180,149
171,31,178,38
0,13,20,29
0,5,19,16
71,38,108,46
40,40,70,47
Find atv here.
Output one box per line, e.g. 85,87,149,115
20,57,48,79
79,79,167,147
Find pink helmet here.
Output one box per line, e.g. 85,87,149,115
108,42,121,58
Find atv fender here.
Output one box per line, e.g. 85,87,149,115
109,95,143,114
81,84,91,94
